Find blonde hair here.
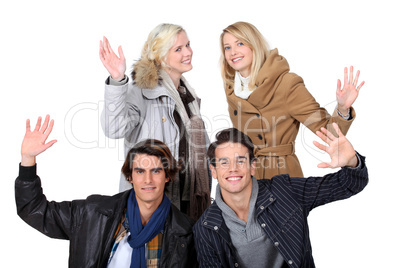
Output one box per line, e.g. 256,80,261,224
141,23,185,68
219,22,270,90
132,23,186,88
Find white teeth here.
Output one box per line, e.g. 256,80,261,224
143,187,155,190
227,177,241,181
233,57,242,62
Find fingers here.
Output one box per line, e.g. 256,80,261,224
357,81,365,91
39,114,50,133
313,140,328,152
44,118,55,139
331,123,343,138
343,67,348,87
336,79,341,93
34,116,42,132
348,66,354,84
118,45,125,60
26,119,31,133
317,162,331,169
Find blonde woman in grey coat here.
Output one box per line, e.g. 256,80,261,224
99,23,210,221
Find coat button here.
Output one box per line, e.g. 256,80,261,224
261,223,266,228
256,114,260,118
162,116,166,122
259,205,264,210
274,242,279,246
258,134,263,140
288,260,293,265
214,226,219,231
234,110,238,116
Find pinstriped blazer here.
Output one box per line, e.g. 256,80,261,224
193,154,368,268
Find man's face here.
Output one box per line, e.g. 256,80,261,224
210,142,255,198
130,154,168,206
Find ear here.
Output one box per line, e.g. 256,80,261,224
209,164,217,179
250,160,256,177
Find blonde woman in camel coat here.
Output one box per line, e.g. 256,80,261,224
220,22,365,180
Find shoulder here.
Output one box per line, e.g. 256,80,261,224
80,190,129,216
166,204,194,235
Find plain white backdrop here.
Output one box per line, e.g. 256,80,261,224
1,0,400,267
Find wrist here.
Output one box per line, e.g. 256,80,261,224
337,106,351,120
21,155,36,167
111,74,125,81
347,155,358,168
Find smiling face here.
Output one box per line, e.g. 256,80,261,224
130,154,169,206
164,31,193,81
210,142,256,200
223,32,253,77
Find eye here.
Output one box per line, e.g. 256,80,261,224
152,169,161,174
224,46,231,51
186,42,190,47
136,170,144,174
175,47,182,52
237,42,244,46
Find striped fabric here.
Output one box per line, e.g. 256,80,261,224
193,154,368,267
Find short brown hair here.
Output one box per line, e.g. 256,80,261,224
207,128,255,167
121,139,180,182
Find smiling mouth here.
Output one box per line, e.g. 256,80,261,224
142,187,156,191
232,57,243,63
226,176,242,181
182,59,191,64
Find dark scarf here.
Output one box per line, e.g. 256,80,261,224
126,189,171,268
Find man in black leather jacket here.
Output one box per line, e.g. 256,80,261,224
15,115,198,268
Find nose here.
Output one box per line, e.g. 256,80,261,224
144,172,152,184
228,160,239,172
184,46,192,57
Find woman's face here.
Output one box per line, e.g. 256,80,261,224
164,31,193,78
223,33,253,77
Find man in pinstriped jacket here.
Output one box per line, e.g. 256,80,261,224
193,124,368,268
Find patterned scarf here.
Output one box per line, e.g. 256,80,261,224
126,189,171,268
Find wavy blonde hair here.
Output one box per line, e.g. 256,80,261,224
141,23,185,68
219,22,270,90
132,23,186,88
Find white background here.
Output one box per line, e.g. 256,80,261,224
1,0,400,267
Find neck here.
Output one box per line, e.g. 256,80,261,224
136,198,162,225
221,188,252,222
164,68,181,89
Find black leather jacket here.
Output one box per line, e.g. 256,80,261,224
15,164,198,268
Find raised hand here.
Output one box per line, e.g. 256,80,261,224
99,36,126,81
336,66,365,114
21,115,57,166
313,123,358,169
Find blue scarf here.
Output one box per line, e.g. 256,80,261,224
126,189,171,268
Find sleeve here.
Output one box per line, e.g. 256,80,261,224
286,73,356,136
15,164,79,240
193,223,223,268
100,76,141,139
285,152,368,211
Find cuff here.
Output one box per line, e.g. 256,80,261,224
18,163,37,182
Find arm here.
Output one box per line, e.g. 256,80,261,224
16,116,75,239
193,223,224,268
287,123,368,210
287,67,364,136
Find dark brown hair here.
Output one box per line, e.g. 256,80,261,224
207,128,255,167
121,139,180,182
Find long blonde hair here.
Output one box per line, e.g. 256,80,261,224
219,22,270,90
